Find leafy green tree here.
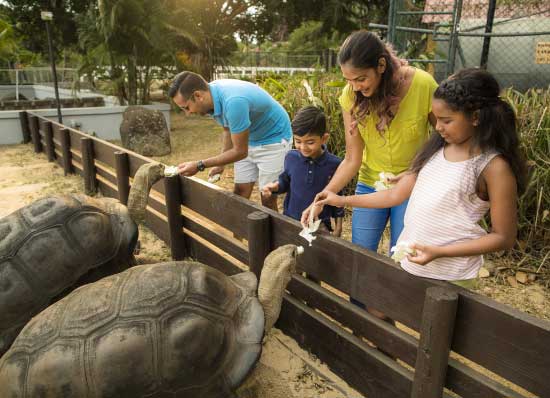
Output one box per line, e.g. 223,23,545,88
165,0,257,79
3,0,91,57
257,0,387,42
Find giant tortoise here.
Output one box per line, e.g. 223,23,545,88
0,161,167,357
0,243,301,398
0,194,138,356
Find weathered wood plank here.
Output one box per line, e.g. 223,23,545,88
247,211,271,280
278,292,415,398
412,287,458,398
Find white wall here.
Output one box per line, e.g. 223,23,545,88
0,103,171,145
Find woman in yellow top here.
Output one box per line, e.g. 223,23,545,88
302,30,438,309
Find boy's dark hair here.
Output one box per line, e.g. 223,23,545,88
410,68,527,195
168,71,208,100
291,106,326,137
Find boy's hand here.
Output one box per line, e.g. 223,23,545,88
177,161,199,176
261,182,279,198
315,191,345,208
407,243,442,265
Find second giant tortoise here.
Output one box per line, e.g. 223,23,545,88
0,244,300,398
0,194,137,356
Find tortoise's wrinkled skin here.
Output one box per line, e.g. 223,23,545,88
0,194,137,356
0,261,264,398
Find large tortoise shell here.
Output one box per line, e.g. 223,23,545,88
0,261,264,398
0,194,137,356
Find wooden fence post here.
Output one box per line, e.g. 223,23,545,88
43,121,55,162
29,116,42,153
247,211,271,281
114,152,130,205
19,111,30,143
164,175,186,260
60,128,73,175
411,287,458,398
81,137,97,195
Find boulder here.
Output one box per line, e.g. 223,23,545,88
119,106,171,156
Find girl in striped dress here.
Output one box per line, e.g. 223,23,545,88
315,68,527,286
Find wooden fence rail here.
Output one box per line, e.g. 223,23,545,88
22,112,550,398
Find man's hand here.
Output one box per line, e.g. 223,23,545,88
208,166,224,178
407,243,442,266
261,182,279,199
177,161,199,177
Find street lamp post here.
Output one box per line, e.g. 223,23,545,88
41,11,62,124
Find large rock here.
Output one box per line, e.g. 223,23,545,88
120,106,171,156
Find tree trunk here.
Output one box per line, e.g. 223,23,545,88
127,45,138,105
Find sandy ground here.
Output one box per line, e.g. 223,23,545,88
0,144,361,398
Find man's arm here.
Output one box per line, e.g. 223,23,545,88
177,130,249,176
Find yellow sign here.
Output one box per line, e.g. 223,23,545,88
535,42,550,64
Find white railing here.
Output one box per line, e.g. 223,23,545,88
0,68,78,100
213,66,318,79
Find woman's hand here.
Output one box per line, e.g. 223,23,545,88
407,243,442,265
315,191,346,208
300,200,325,227
386,170,410,185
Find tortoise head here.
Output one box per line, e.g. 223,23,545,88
127,163,165,225
258,244,302,334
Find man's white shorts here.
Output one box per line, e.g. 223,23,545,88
234,139,291,189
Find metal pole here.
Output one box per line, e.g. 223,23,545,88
447,0,463,76
480,0,497,69
44,18,63,123
387,0,397,44
15,69,19,101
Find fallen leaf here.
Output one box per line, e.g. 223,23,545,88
507,275,518,288
515,271,528,284
478,267,490,278
528,291,545,306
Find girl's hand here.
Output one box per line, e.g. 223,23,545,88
407,243,442,265
315,191,346,208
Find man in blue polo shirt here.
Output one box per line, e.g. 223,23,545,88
168,71,291,210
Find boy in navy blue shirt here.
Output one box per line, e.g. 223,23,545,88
262,106,344,236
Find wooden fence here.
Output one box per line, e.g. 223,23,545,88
19,111,550,398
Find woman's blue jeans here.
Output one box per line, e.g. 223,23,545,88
350,182,409,308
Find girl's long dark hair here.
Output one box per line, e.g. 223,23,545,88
410,68,527,195
337,30,407,132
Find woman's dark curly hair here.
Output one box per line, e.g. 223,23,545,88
338,30,407,132
410,68,527,195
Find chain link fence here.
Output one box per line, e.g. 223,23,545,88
370,0,550,90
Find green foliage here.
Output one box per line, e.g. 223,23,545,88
3,0,90,56
285,21,342,53
503,88,550,264
256,0,388,42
